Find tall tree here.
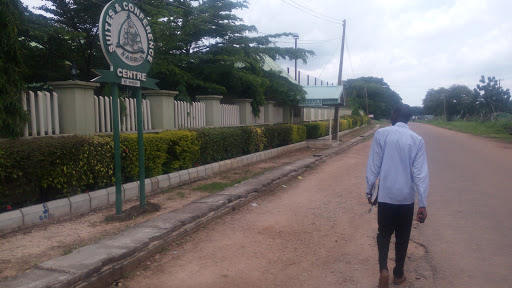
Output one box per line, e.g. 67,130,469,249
0,0,28,138
37,0,109,81
474,75,511,116
344,77,402,119
422,85,474,120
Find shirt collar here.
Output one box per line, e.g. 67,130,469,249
395,122,409,129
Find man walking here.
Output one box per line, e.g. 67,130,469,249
366,104,429,288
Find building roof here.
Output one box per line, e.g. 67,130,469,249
260,54,344,106
261,54,297,84
300,85,344,106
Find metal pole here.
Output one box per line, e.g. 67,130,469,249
112,83,122,215
294,36,298,81
136,88,146,208
337,19,346,86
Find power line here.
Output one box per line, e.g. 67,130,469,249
287,0,343,22
279,0,343,25
317,38,342,80
274,37,342,45
345,34,355,78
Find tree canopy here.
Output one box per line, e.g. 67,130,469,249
343,76,402,120
0,0,28,138
15,0,314,115
422,76,511,120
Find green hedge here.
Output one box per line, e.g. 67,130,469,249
303,116,371,138
304,122,330,139
0,136,114,210
340,119,349,131
198,127,261,164
118,130,200,182
0,125,306,211
263,124,306,148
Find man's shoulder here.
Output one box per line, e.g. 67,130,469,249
377,124,424,141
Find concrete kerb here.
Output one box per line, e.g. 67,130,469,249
0,210,23,233
169,172,180,186
89,189,108,211
204,164,213,176
70,194,91,216
157,174,170,190
47,198,71,220
186,167,197,180
196,166,206,177
150,177,159,194
0,130,378,288
123,182,139,201
179,170,191,182
107,186,126,205
212,163,220,174
20,204,49,227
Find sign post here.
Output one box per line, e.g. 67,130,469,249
93,0,158,214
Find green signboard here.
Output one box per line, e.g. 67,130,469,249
93,0,158,89
299,98,340,107
94,0,158,214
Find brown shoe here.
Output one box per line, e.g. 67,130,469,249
393,275,407,285
378,269,389,288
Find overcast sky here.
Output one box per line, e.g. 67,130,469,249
22,0,512,106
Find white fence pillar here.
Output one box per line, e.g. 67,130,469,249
233,99,253,126
50,81,99,135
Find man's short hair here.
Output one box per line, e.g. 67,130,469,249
391,104,413,124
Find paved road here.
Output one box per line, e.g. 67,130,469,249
413,123,512,288
122,123,512,288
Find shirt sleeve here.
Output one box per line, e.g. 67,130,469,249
412,138,429,207
366,131,382,197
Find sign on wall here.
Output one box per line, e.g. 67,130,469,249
93,0,158,88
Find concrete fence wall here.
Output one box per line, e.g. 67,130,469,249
274,106,284,123
21,91,60,137
303,107,334,122
220,104,239,127
94,96,152,133
174,101,206,129
13,82,306,138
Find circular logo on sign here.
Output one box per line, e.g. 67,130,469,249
99,0,154,74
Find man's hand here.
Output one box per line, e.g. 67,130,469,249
417,207,427,223
367,195,372,204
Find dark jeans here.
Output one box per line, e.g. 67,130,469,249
377,202,414,278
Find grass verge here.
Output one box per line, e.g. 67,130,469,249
194,170,269,193
423,119,512,142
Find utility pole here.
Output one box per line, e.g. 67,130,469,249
294,33,299,81
332,19,346,141
337,19,346,86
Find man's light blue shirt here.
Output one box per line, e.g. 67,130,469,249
366,122,429,207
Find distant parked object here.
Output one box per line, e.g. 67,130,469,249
417,115,434,120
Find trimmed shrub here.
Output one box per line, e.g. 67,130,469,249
197,127,247,164
120,134,167,182
291,125,307,143
263,124,306,148
340,119,349,131
119,131,201,182
0,136,114,210
160,130,200,173
304,122,330,139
